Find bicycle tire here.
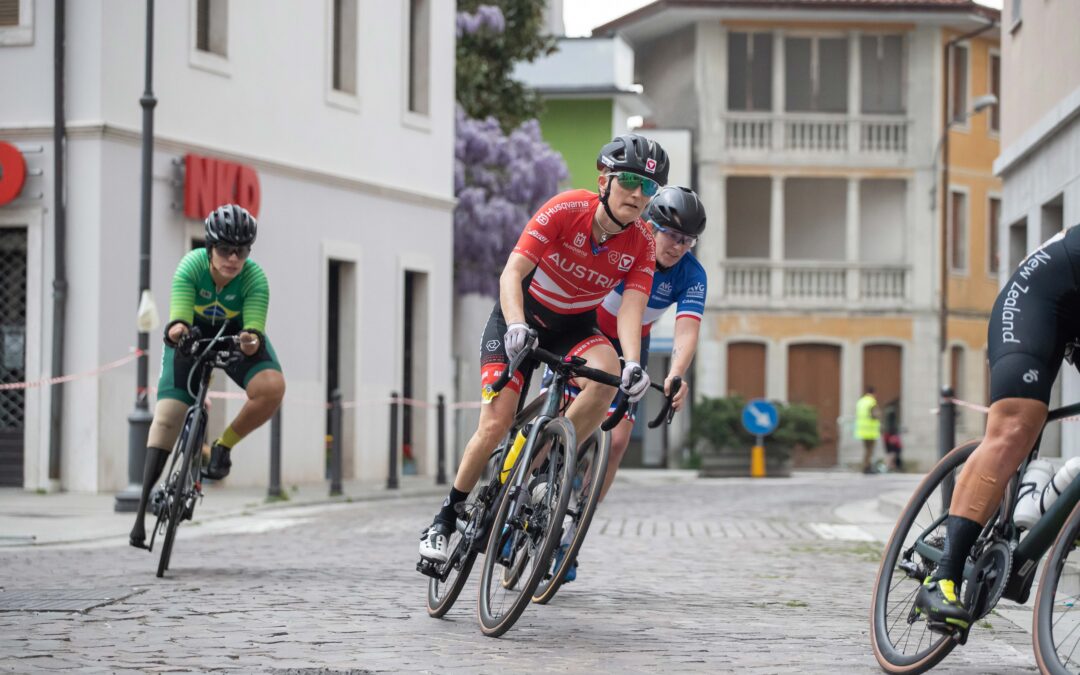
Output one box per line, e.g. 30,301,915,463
532,428,611,604
156,415,202,578
870,439,979,674
1033,497,1080,675
477,417,576,637
427,479,501,618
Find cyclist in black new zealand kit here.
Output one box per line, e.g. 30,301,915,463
914,226,1080,631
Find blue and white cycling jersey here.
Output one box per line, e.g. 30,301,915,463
596,252,707,338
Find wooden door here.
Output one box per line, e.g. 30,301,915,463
787,343,841,468
863,344,902,433
727,342,766,400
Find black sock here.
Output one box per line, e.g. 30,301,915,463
933,515,983,584
436,487,470,526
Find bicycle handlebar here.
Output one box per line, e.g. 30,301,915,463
484,331,681,432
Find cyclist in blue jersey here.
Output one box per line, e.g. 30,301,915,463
554,185,707,581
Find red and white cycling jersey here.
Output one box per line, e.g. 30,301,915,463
512,190,655,319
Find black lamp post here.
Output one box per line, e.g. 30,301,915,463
115,0,156,512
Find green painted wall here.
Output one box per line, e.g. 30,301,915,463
538,98,614,190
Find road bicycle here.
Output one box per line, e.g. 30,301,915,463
420,331,676,637
144,323,245,578
871,398,1080,674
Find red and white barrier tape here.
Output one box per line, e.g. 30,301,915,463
0,349,487,410
938,396,1080,423
0,349,145,391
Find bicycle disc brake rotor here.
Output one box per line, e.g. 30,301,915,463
963,540,1012,621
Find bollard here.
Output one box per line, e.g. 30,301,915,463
436,394,447,485
330,389,343,496
939,386,956,505
268,408,282,499
388,392,400,489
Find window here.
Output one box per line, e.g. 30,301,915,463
332,0,358,95
989,52,1001,133
949,44,968,124
950,345,965,397
950,190,969,273
0,0,32,45
0,0,17,26
408,0,430,115
196,0,228,57
785,36,848,113
861,35,905,114
727,32,773,112
988,196,1001,277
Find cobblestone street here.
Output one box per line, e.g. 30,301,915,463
0,473,1040,673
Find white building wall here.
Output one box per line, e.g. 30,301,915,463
1,0,456,492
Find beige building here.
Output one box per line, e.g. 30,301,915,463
599,0,1001,470
994,0,1080,460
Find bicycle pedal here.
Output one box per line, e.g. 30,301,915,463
416,558,441,580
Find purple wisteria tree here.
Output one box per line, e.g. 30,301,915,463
454,3,567,297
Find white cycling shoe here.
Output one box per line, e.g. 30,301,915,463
419,522,451,563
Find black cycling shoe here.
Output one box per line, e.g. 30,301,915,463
914,577,971,633
202,443,232,480
129,520,148,550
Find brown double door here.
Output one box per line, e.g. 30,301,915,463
788,344,841,468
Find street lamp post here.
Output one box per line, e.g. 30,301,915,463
115,0,157,512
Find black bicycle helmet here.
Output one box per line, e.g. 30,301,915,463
205,204,258,247
596,134,670,186
644,186,707,237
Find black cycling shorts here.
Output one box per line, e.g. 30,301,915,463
987,227,1080,404
479,303,611,396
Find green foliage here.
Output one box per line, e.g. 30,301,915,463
457,0,557,131
688,395,821,461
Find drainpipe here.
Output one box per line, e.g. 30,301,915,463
49,0,67,487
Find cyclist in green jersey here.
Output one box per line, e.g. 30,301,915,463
129,204,285,549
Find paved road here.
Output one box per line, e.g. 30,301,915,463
0,473,1039,673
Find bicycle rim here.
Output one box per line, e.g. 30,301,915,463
477,417,576,637
533,428,610,604
1034,499,1080,675
870,440,978,674
156,425,200,578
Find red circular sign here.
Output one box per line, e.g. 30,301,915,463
0,142,27,206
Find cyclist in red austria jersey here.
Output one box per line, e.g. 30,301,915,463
418,134,670,564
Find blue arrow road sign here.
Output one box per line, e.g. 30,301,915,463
742,399,779,436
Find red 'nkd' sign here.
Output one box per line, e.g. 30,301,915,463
183,153,261,219
0,141,27,206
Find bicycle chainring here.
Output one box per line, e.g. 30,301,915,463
963,540,1012,621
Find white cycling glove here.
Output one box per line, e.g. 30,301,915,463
504,323,530,362
621,361,650,403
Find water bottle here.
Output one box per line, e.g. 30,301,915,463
500,425,530,483
1014,459,1055,529
1015,457,1080,529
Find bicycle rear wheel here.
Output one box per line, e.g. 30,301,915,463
1034,498,1080,674
533,428,610,604
427,477,502,618
477,417,576,637
870,439,978,674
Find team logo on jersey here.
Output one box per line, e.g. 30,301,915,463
657,281,673,297
608,251,620,265
486,339,501,352
618,254,634,271
225,294,236,301
528,230,549,244
536,213,550,226
645,158,657,174
202,304,227,319
686,282,706,300
199,289,212,299
573,232,587,248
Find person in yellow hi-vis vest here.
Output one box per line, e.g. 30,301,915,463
855,386,881,474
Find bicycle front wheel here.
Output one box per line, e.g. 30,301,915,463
533,427,610,604
477,417,576,637
427,479,500,618
870,439,979,674
1034,498,1080,674
156,421,201,578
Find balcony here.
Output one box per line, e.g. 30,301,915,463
721,113,911,165
717,260,909,310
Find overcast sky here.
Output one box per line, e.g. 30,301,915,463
562,0,1005,37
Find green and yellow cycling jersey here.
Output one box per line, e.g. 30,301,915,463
169,249,269,334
